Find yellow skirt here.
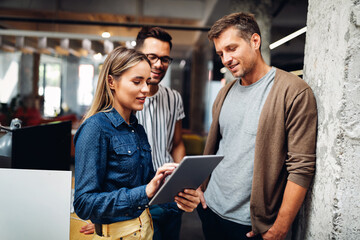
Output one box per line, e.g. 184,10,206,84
93,209,153,240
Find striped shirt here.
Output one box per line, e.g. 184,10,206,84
136,85,185,170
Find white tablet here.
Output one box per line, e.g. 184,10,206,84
149,155,223,206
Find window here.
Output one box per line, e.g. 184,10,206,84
77,64,94,106
38,61,62,117
0,52,21,104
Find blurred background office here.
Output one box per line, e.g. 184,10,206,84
0,1,309,239
0,0,307,138
1,0,360,239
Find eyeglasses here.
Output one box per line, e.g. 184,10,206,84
146,54,173,65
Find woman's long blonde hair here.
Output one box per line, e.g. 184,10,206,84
83,46,150,122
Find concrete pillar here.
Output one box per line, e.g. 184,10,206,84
295,0,360,239
190,33,212,134
62,55,80,115
19,53,33,96
32,53,40,97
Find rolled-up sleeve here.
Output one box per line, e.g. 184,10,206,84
285,88,317,188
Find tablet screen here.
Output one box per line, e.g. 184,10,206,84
149,155,223,205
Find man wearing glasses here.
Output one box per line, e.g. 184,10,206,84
135,27,187,240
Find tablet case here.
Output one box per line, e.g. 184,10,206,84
149,155,223,205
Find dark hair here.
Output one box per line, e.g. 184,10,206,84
208,12,261,43
135,26,172,50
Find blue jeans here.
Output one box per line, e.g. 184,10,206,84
150,204,183,240
197,205,262,240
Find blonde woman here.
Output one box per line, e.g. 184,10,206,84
74,46,199,240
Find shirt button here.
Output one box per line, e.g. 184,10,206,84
132,130,135,133
128,150,131,153
137,147,139,149
138,206,141,209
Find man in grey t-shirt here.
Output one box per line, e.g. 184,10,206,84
204,67,275,226
197,12,317,240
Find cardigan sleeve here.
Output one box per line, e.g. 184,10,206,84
285,87,318,188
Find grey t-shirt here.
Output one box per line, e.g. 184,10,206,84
204,67,275,225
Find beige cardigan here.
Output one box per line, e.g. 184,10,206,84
203,68,317,234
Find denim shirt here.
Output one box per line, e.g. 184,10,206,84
73,108,155,224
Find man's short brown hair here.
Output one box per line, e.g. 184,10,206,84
208,12,261,43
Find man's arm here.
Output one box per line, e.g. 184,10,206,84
170,120,186,163
247,180,307,239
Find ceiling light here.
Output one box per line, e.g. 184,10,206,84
179,60,186,69
290,70,303,76
93,53,102,61
101,32,111,38
126,40,136,49
269,26,307,50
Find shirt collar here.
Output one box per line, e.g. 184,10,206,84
104,108,138,128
